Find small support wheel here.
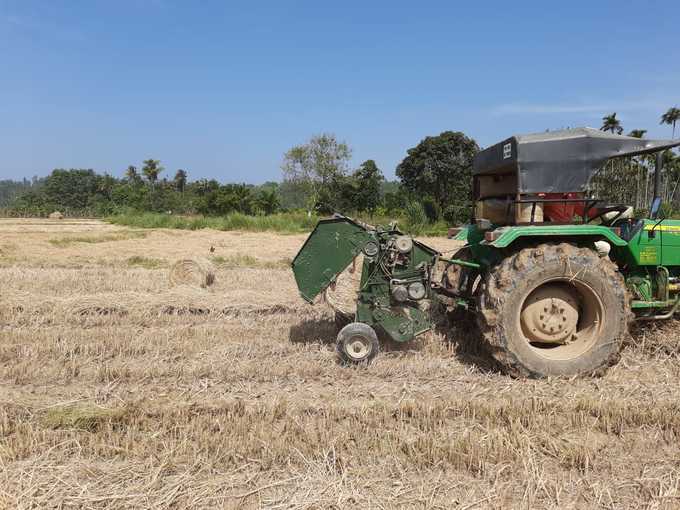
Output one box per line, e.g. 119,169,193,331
336,322,379,364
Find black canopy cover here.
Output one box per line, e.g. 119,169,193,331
473,127,680,193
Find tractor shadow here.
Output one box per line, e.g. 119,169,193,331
432,308,503,374
287,308,503,374
288,315,338,346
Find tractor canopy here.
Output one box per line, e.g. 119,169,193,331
473,127,680,194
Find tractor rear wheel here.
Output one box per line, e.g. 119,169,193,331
477,243,630,378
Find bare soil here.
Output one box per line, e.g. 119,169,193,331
1,218,679,509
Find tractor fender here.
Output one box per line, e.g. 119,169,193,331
485,225,627,249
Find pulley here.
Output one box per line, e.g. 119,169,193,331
395,236,413,254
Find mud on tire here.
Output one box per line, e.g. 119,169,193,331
476,243,631,378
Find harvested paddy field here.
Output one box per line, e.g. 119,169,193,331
1,218,680,509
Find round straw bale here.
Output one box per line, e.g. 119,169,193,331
169,258,216,288
48,211,64,219
324,254,362,317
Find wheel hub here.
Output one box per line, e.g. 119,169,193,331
521,285,579,344
346,336,370,360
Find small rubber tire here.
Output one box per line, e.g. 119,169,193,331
476,243,631,378
336,322,380,364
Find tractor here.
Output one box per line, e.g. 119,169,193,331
291,128,680,377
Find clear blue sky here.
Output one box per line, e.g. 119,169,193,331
1,0,678,183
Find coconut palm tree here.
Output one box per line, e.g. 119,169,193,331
174,169,188,193
660,107,680,138
141,159,163,188
125,165,139,181
628,129,647,139
601,113,623,134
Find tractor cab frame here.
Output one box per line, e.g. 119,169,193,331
471,127,678,227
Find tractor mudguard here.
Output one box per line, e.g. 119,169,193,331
291,216,373,303
486,224,627,248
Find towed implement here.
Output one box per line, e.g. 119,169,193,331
292,128,680,377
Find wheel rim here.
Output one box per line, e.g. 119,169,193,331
344,335,371,361
519,280,603,361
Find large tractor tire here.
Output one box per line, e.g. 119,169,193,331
477,243,631,378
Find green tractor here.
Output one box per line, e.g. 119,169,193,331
292,128,680,377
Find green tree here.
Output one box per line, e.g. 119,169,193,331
174,169,188,193
43,169,101,211
255,188,280,215
0,178,41,208
661,107,680,138
277,180,308,210
12,189,47,213
601,113,623,134
628,129,647,138
281,133,351,212
141,159,163,187
352,160,383,213
191,178,220,196
396,131,479,224
125,165,141,185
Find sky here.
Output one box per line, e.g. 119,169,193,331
1,0,679,183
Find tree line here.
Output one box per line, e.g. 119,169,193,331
2,131,479,225
1,106,678,223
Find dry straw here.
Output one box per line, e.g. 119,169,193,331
63,295,130,318
169,258,216,288
324,254,362,318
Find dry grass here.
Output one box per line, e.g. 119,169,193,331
49,230,147,247
1,218,680,509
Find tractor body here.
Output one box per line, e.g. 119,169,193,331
292,128,680,376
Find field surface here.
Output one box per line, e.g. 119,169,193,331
1,218,680,509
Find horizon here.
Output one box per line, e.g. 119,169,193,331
1,0,678,183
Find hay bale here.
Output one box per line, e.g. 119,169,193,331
324,254,362,317
48,211,64,219
169,258,216,288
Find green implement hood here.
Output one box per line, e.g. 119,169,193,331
291,216,373,303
